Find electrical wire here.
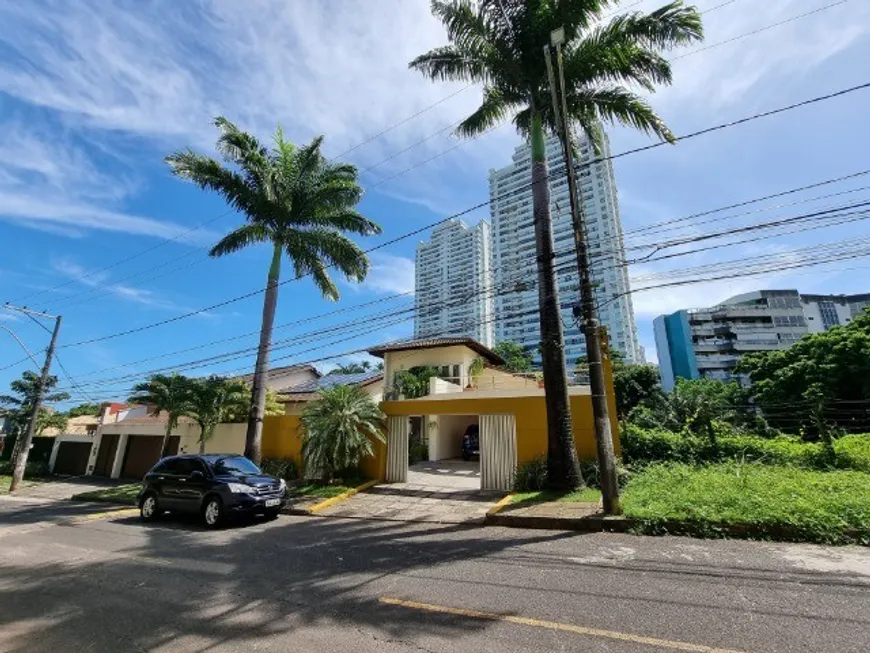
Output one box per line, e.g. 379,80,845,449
49,80,870,351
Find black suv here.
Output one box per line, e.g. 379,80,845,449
138,454,286,527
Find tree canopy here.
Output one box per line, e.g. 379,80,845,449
493,341,534,373
736,309,870,436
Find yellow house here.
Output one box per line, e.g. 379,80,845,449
367,337,619,491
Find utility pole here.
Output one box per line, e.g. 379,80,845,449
545,29,622,515
7,306,61,493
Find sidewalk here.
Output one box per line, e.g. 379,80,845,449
486,498,631,532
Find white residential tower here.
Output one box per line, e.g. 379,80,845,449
414,218,494,347
488,129,642,365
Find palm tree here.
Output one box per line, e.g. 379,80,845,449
410,0,702,490
186,376,250,454
0,371,70,461
166,119,382,464
128,374,194,458
300,384,386,483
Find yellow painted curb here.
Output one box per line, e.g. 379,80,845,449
308,479,379,514
72,507,140,523
486,493,515,516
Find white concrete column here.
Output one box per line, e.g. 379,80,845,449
385,416,409,483
110,433,128,479
480,414,517,491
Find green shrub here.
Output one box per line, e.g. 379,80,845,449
622,424,870,471
578,458,631,489
259,457,299,482
0,460,49,478
623,462,870,544
513,456,548,492
834,434,870,472
408,440,428,465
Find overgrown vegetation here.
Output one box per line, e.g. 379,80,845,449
622,424,870,472
493,341,533,374
623,463,870,544
513,456,548,492
737,309,870,437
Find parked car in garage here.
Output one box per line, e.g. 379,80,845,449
138,454,286,527
461,424,479,461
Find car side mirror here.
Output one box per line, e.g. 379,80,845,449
190,470,204,479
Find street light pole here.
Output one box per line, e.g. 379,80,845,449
545,31,622,515
9,312,62,493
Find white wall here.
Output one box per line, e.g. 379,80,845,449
383,345,484,394
430,414,477,461
98,421,247,478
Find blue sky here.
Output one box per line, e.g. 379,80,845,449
1,0,869,407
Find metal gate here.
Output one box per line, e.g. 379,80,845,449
53,442,92,476
385,416,409,482
480,414,517,490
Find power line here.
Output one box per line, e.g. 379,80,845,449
672,0,849,61
51,80,870,350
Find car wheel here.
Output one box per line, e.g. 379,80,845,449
140,492,160,522
202,496,224,528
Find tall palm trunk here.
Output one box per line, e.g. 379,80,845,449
246,244,282,464
530,111,582,490
159,420,172,458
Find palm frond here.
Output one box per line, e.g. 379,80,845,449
564,36,672,93
566,86,674,142
409,45,493,85
602,1,703,51
456,86,513,137
288,227,369,287
212,117,275,194
307,209,382,237
300,384,385,480
165,150,263,218
209,223,271,258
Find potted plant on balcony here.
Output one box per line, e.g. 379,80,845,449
467,358,485,390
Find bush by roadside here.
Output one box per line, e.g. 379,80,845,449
621,424,870,472
622,462,870,545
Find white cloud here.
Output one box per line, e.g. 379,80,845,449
362,253,416,295
51,258,191,311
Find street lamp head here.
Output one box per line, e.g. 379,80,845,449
550,27,565,46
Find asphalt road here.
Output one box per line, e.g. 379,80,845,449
1,496,869,653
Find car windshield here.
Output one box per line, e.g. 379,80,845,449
212,456,261,476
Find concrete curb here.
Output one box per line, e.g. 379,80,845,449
485,511,632,532
307,479,380,515
485,493,515,517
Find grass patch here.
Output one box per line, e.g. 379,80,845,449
622,463,870,544
289,478,367,500
510,486,602,505
0,475,44,494
71,484,141,505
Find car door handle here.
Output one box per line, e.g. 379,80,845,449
179,478,187,482
158,476,165,480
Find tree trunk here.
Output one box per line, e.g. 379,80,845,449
199,431,206,455
159,421,172,459
530,111,582,490
246,243,282,465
